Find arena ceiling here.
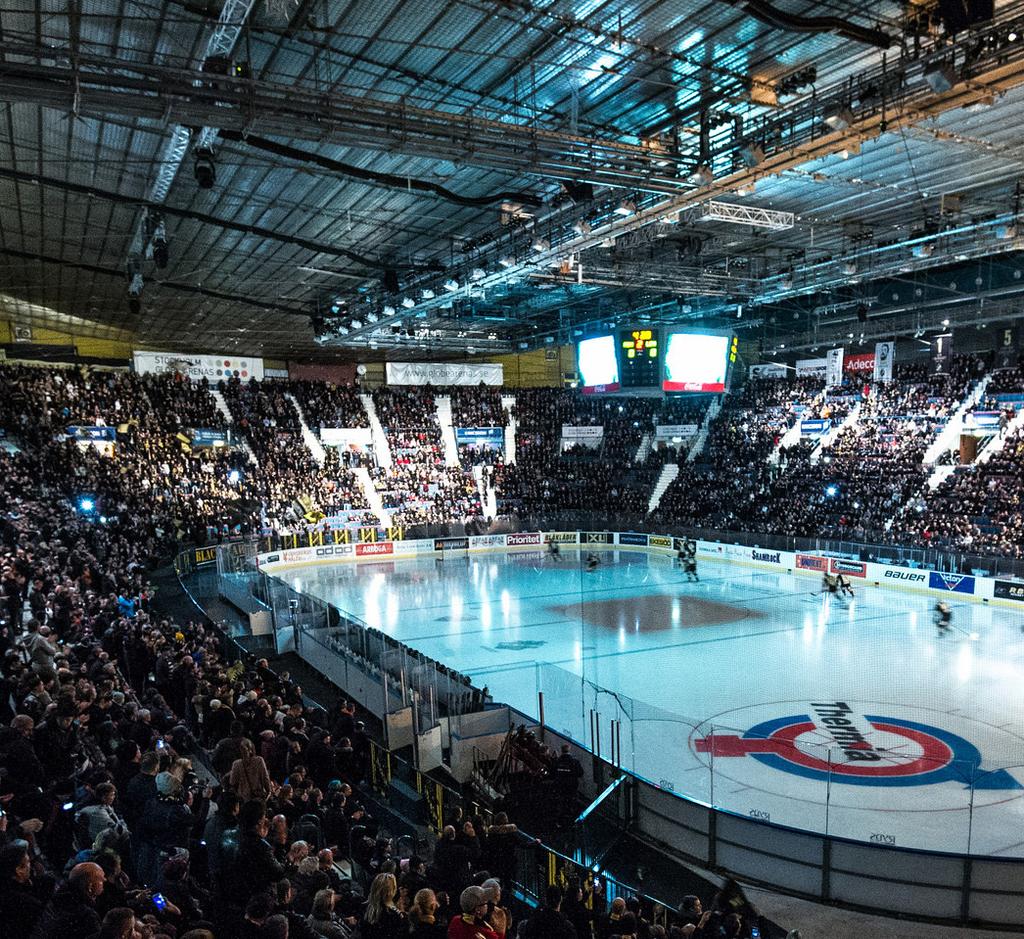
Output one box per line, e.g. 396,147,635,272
4,1,1024,360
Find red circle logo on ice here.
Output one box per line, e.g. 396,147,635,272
694,702,1022,789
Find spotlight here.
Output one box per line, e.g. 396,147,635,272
471,268,486,281
572,219,592,235
152,236,169,269
942,318,950,326
823,104,854,130
738,143,764,167
531,237,550,252
193,148,216,188
688,164,714,186
923,61,957,94
443,278,459,292
382,305,396,316
997,224,1018,240
366,312,378,323
614,200,637,217
498,256,514,268
420,288,435,300
350,319,363,329
401,297,416,309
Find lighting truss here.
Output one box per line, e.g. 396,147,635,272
693,201,795,231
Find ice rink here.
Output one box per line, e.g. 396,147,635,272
288,546,1024,856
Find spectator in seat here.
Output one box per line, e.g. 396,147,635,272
30,860,105,939
0,842,50,937
361,871,405,939
410,887,445,938
306,887,350,939
230,737,273,803
448,884,505,939
520,884,577,939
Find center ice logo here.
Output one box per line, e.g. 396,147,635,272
695,701,1022,789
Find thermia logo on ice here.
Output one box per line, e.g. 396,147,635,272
752,550,781,565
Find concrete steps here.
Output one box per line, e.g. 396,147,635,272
210,388,258,465
435,395,461,468
647,462,679,513
285,392,326,465
501,395,517,464
353,466,390,527
360,394,393,469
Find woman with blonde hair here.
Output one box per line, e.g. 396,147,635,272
409,888,446,938
228,736,272,802
360,872,405,939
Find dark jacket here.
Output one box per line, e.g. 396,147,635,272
122,771,157,828
220,828,285,898
521,906,577,939
29,881,101,939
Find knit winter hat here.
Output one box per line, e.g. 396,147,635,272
460,885,487,913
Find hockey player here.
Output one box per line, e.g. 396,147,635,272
935,601,953,636
586,552,599,572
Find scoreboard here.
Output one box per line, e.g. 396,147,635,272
619,328,660,388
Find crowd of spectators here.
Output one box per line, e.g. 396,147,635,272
288,382,367,435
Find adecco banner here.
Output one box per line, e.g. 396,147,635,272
648,535,673,549
133,351,264,382
386,361,502,386
843,352,875,374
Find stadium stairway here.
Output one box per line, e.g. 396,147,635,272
769,417,803,465
686,397,720,462
210,388,258,465
472,465,498,518
974,406,1024,466
810,401,860,465
647,461,679,513
435,395,461,468
353,466,391,527
633,431,652,463
501,394,517,463
285,391,327,465
360,394,393,469
923,374,991,465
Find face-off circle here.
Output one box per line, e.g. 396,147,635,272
692,701,1024,798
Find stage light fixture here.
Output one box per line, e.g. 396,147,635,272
614,200,637,217
923,61,957,94
471,268,486,281
193,148,216,188
420,288,435,300
739,143,764,167
823,104,854,130
498,256,514,268
688,164,714,186
572,219,592,235
366,312,378,323
401,297,416,309
531,237,550,252
443,278,459,291
382,305,396,317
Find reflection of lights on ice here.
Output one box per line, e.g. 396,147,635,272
969,632,980,641
501,589,511,618
671,600,680,625
956,644,974,683
574,640,582,662
480,603,492,630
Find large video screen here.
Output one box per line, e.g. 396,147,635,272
577,334,620,393
663,332,731,392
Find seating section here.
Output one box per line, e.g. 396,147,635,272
371,387,483,526
2,352,1023,552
